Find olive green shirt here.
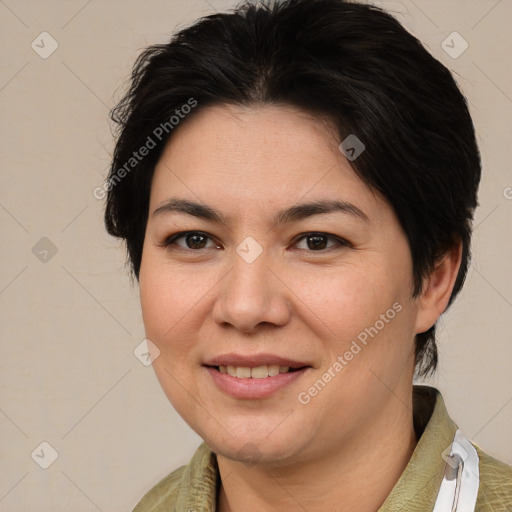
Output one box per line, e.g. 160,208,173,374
133,386,512,511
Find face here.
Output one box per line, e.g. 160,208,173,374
139,103,422,467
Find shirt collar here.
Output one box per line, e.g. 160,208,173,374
378,385,458,511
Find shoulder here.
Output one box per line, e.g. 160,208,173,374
131,442,218,512
132,464,186,512
474,445,512,511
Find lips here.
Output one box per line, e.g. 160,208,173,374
204,353,310,378
203,353,311,399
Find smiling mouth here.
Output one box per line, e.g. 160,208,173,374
209,365,307,378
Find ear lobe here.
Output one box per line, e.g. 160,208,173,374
414,242,463,334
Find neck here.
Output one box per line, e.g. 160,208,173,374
217,388,418,512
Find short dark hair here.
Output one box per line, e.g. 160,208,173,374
105,0,481,378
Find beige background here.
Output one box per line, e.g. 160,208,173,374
0,0,511,510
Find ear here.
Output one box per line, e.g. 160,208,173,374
414,242,463,334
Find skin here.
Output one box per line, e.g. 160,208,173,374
139,103,461,512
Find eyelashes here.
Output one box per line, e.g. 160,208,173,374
293,232,351,251
160,230,352,253
162,231,220,251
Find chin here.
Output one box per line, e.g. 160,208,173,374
215,440,297,467
199,423,312,468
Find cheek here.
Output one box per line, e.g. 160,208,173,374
299,264,395,339
139,266,174,341
139,254,217,360
308,262,416,370
138,257,206,409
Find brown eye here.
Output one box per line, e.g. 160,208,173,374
183,233,208,249
294,232,349,251
163,231,219,250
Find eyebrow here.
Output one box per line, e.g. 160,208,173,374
153,198,369,226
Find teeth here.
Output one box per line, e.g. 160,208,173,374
217,364,294,378
236,366,251,378
251,365,268,379
268,364,280,376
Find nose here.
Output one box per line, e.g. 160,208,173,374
211,250,292,333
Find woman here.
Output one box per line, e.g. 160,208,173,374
104,0,512,510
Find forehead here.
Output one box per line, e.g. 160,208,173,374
157,102,342,169
149,103,384,222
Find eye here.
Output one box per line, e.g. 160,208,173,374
161,230,350,253
293,232,350,251
162,231,220,250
